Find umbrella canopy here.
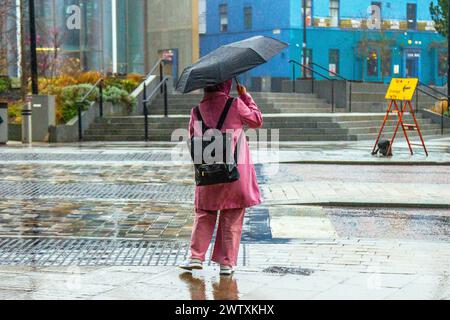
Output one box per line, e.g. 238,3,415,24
176,36,288,93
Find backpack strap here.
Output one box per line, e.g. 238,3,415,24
195,97,234,134
195,107,209,134
216,98,234,131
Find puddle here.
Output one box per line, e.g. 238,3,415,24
263,266,314,276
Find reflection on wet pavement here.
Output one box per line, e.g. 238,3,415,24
0,146,449,259
326,207,450,242
179,272,240,301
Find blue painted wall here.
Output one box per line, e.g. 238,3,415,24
201,0,446,87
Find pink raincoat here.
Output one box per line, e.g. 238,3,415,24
189,80,263,211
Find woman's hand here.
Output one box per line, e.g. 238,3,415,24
237,84,247,96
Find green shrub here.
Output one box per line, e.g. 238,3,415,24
0,77,11,94
7,100,24,124
121,79,140,93
103,86,136,114
103,77,124,90
60,84,99,123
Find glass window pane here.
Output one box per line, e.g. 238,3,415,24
367,50,378,77
220,4,228,32
330,0,339,27
244,6,252,30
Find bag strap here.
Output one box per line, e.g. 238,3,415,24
216,98,234,131
194,107,209,134
195,97,234,134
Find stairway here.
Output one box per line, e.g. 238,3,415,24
149,92,332,115
350,83,442,113
83,92,445,142
83,112,443,142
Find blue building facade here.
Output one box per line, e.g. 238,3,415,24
200,0,447,89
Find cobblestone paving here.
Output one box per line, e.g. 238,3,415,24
0,238,448,300
0,182,194,202
0,143,449,299
0,199,269,242
0,164,194,185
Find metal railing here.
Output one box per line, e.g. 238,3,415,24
77,78,103,141
138,59,170,141
416,82,448,135
310,62,354,112
289,59,335,112
416,81,449,111
145,58,165,94
142,76,170,141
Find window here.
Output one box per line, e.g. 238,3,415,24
302,0,313,27
329,49,340,75
219,4,228,32
330,0,339,27
382,49,392,77
244,6,252,30
438,50,448,77
367,50,378,77
407,3,417,30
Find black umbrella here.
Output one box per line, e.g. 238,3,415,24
176,36,288,93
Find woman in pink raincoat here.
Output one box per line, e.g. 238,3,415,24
179,79,263,275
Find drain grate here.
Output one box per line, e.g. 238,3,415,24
0,238,248,267
0,152,173,162
0,182,194,202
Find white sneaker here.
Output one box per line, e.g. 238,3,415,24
220,265,235,276
179,259,203,271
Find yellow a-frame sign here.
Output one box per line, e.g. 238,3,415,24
385,78,418,101
372,78,428,157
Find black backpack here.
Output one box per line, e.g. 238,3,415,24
190,98,241,186
373,139,392,157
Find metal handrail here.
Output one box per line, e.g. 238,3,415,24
310,62,347,81
146,58,164,80
417,87,446,135
289,59,331,80
77,78,104,141
79,78,103,103
143,76,170,104
142,58,165,94
418,81,449,99
289,60,335,112
142,76,170,141
310,62,354,112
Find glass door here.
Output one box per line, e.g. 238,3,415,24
405,51,420,78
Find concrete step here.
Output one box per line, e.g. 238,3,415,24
85,127,350,137
345,125,441,135
337,119,432,128
154,96,326,104
353,130,444,141
83,134,357,142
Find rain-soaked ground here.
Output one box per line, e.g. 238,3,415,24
0,143,449,300
0,155,448,244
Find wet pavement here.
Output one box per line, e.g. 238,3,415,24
0,140,449,299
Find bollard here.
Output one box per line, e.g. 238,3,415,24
21,102,32,144
0,102,8,144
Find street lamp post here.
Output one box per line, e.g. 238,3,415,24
28,0,38,95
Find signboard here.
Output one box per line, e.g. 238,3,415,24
393,65,400,75
385,78,418,101
162,50,174,62
329,64,336,76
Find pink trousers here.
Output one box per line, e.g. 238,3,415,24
190,208,245,267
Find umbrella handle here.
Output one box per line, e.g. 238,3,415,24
234,77,241,87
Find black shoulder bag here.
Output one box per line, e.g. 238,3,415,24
190,98,241,186
373,139,393,157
